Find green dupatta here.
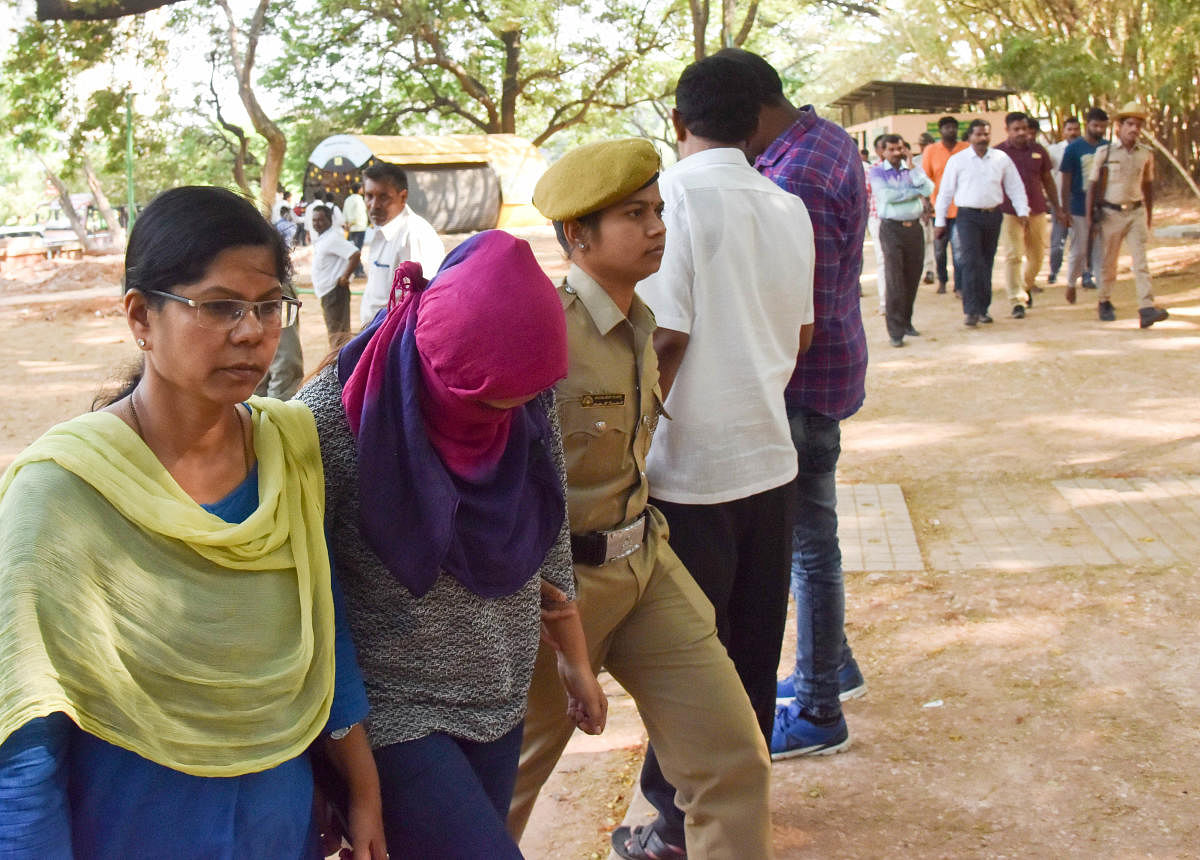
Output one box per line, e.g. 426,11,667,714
0,397,334,777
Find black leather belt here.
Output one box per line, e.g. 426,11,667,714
571,513,647,566
958,206,999,213
1101,200,1143,212
883,219,918,227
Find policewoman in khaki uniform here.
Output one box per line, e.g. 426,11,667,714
506,139,771,859
1086,102,1170,328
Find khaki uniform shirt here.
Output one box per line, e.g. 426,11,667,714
1090,141,1154,205
557,264,666,536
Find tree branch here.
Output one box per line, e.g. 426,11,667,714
36,0,186,21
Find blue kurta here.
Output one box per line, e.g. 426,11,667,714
0,464,368,858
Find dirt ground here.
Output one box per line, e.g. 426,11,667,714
1,203,1198,858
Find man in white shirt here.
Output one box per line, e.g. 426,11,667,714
310,204,361,348
935,118,1030,327
341,182,369,277
359,162,446,326
626,54,815,859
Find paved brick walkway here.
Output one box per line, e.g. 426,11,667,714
841,478,1200,572
837,483,922,571
1053,476,1200,565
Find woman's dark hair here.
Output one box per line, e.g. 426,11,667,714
94,186,292,408
553,212,602,256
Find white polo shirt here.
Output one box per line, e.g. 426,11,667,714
360,206,446,325
310,227,359,298
636,146,815,505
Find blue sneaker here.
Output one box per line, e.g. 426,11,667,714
837,661,868,701
770,703,850,760
776,662,868,704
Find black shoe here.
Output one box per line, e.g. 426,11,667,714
1082,277,1097,289
890,336,905,347
1139,307,1169,328
936,281,947,294
1048,274,1057,285
1012,304,1025,319
1098,301,1116,322
905,326,921,336
979,313,994,324
964,314,978,327
613,824,687,860
923,271,935,284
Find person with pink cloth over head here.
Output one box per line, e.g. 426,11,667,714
299,230,605,858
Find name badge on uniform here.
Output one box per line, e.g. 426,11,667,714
580,393,625,407
1032,153,1042,159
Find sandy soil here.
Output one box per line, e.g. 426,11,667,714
1,209,1198,858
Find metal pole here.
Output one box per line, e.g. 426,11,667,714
126,91,136,230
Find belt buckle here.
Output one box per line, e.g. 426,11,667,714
902,220,913,227
603,517,644,562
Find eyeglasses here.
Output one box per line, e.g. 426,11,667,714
147,290,301,330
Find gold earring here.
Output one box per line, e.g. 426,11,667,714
136,338,147,349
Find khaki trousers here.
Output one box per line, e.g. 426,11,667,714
1097,208,1154,308
508,507,772,859
1001,213,1048,305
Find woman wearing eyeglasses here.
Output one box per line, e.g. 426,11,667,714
0,186,385,858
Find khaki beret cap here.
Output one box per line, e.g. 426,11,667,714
533,138,661,221
1115,101,1149,122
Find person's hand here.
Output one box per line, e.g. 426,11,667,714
1018,215,1030,229
539,581,576,652
934,225,948,240
557,653,607,735
345,798,388,860
1056,209,1070,227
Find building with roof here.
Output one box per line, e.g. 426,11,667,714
831,81,1016,152
304,134,549,233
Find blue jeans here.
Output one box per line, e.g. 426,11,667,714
374,725,524,859
787,405,857,722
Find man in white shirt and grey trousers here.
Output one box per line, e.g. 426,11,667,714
935,118,1030,327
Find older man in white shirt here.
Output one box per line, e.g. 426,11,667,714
359,162,446,326
935,119,1030,327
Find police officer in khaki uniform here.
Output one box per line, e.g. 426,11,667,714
1086,102,1170,328
506,139,772,859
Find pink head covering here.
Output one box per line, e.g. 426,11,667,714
415,232,567,478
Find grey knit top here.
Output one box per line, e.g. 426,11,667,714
298,365,575,748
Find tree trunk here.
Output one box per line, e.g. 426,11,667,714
500,29,520,135
208,53,253,198
689,0,708,60
36,155,97,252
1144,132,1200,203
217,0,285,216
81,152,127,249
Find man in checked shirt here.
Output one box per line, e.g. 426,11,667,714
718,48,870,760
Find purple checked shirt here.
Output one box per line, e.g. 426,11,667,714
755,106,868,421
